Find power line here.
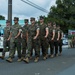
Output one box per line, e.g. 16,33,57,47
26,0,48,13
21,0,48,13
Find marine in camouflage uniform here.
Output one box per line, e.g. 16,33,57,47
23,17,40,63
57,25,63,56
6,17,22,63
39,16,49,60
0,20,11,59
47,21,55,58
53,23,60,57
21,19,29,60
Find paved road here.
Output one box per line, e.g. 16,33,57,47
0,46,75,75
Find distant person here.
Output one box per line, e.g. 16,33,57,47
71,36,75,48
0,24,4,36
68,36,72,48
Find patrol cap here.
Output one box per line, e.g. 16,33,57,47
14,17,19,21
48,21,52,23
24,19,29,23
53,22,56,25
40,16,44,20
6,20,10,23
30,17,35,21
57,25,60,27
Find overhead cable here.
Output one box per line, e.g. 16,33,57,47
21,0,48,13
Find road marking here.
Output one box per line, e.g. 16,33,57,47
47,68,50,71
35,73,40,75
62,62,66,64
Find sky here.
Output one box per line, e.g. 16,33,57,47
0,0,56,20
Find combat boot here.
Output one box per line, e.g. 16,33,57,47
56,54,58,57
29,56,32,60
17,58,22,62
50,54,54,58
21,57,24,60
6,58,12,63
59,53,62,56
0,55,4,59
46,54,48,58
23,57,29,63
43,56,47,60
34,57,39,63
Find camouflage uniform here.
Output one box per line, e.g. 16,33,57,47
27,24,40,57
2,20,11,58
57,27,63,55
48,26,54,57
53,27,59,56
21,19,29,58
6,17,22,62
23,17,40,63
39,23,48,58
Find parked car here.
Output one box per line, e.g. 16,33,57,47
62,38,68,45
0,36,3,52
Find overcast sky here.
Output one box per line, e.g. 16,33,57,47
0,0,56,20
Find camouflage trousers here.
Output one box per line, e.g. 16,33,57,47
9,40,21,58
2,40,10,56
48,39,54,55
58,39,63,53
54,40,58,55
21,38,27,57
40,37,49,57
26,37,40,58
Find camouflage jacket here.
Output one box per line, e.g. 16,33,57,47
48,26,54,40
4,26,10,40
28,23,39,38
10,23,22,42
22,25,29,38
39,23,48,39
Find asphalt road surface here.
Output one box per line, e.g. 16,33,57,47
0,46,75,75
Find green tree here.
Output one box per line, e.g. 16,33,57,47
0,15,5,20
47,0,75,33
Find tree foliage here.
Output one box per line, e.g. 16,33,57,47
47,0,75,33
0,15,5,20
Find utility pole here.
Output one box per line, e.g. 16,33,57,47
8,0,12,25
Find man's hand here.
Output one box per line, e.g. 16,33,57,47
33,36,37,40
44,35,47,38
7,38,10,41
51,38,54,40
15,36,17,39
57,38,59,41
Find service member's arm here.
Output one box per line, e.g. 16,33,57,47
15,29,22,39
7,32,12,41
51,29,55,40
7,27,12,41
57,31,60,41
61,32,64,39
26,32,28,41
45,27,49,38
33,28,39,39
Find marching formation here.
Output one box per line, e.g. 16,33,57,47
0,16,63,63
